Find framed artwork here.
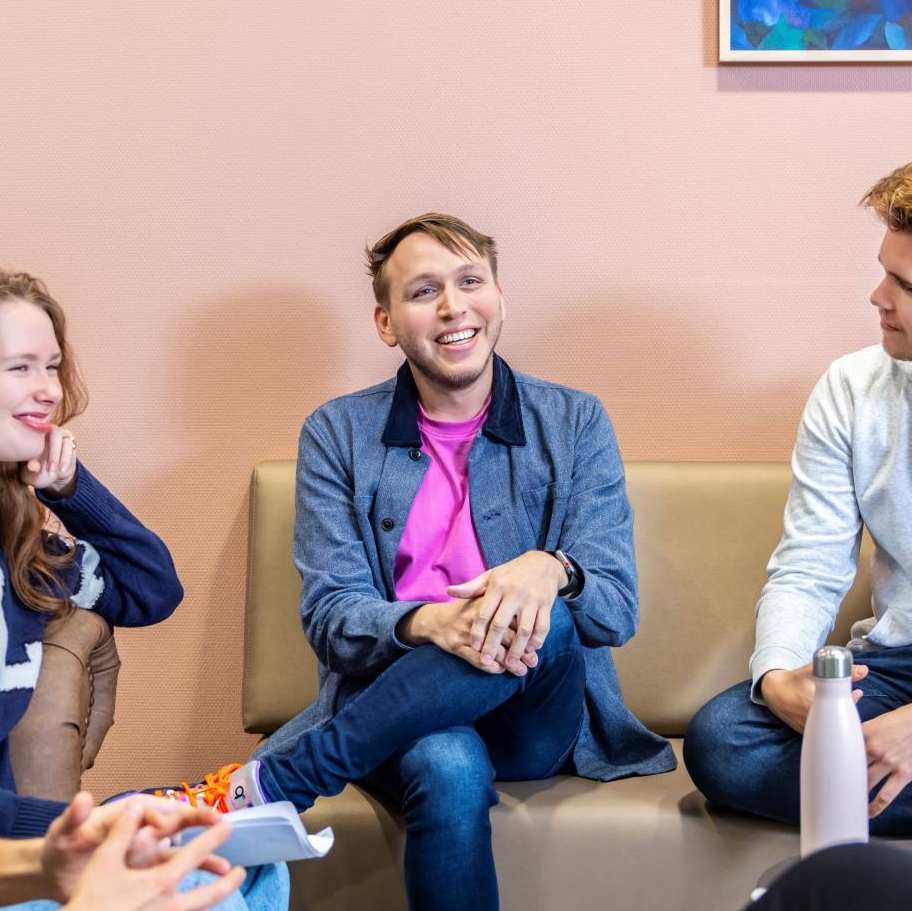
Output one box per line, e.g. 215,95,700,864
721,1,912,62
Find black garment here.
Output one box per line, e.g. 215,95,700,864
749,843,911,911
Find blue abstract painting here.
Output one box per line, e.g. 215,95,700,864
721,0,912,60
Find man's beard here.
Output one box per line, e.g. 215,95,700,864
401,323,501,391
409,353,492,390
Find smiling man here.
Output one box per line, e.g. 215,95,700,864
684,162,912,835
139,213,674,909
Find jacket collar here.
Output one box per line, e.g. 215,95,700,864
381,353,526,448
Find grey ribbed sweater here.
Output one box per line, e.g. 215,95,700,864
751,345,912,694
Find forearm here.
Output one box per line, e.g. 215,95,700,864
0,837,52,904
38,463,183,625
751,365,862,693
296,416,425,674
757,667,792,705
755,540,857,666
397,598,486,647
550,485,638,646
396,603,433,646
551,402,639,647
0,790,68,840
556,494,638,647
302,587,423,675
563,563,637,645
750,553,854,699
751,607,820,703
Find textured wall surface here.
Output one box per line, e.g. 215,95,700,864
1,0,908,793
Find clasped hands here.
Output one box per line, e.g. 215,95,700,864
398,550,568,676
762,663,912,820
41,791,243,911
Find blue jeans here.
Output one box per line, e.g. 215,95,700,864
683,644,912,836
2,861,289,911
256,601,586,911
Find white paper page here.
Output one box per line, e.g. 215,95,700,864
175,801,334,867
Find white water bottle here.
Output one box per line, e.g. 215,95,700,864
799,645,869,857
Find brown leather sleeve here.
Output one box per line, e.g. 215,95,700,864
9,609,120,801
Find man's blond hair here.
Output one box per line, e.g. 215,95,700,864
366,213,498,309
862,162,912,232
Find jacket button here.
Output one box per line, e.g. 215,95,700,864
381,517,395,531
408,448,421,461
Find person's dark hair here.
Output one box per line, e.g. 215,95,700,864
366,213,498,308
0,271,88,616
862,162,912,232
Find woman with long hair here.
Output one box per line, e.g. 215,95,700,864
0,270,185,840
0,272,288,909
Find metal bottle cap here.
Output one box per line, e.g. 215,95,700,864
813,645,853,679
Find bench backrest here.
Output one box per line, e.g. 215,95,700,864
243,461,873,738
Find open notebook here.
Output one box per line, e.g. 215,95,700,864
175,801,334,867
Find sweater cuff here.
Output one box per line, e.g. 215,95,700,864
11,795,68,837
37,462,126,535
37,461,102,514
750,646,808,704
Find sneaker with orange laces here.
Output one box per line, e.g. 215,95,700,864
107,760,270,813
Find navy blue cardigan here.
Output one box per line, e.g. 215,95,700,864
0,463,183,837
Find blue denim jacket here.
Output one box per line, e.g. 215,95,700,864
290,355,675,781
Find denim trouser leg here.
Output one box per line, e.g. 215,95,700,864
683,645,912,836
178,861,290,910
256,600,585,815
357,640,585,911
683,679,804,825
361,727,500,911
0,902,58,910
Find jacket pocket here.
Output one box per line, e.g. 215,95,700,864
521,482,569,552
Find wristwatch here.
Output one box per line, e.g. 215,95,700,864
550,549,582,599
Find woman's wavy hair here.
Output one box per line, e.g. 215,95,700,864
0,271,88,616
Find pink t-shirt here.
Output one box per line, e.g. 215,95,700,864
393,400,490,603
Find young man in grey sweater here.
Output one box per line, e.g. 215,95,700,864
684,161,912,835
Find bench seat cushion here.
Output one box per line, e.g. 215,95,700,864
289,741,799,911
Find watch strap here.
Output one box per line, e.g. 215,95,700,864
551,549,582,599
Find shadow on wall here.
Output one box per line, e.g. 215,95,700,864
502,285,814,461
703,0,912,91
168,283,355,449
127,284,353,771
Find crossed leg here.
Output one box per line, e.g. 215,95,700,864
683,645,912,835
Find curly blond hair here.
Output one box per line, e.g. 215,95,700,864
862,162,912,232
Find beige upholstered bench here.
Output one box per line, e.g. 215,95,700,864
243,461,873,911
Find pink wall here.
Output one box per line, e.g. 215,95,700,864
2,0,909,792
